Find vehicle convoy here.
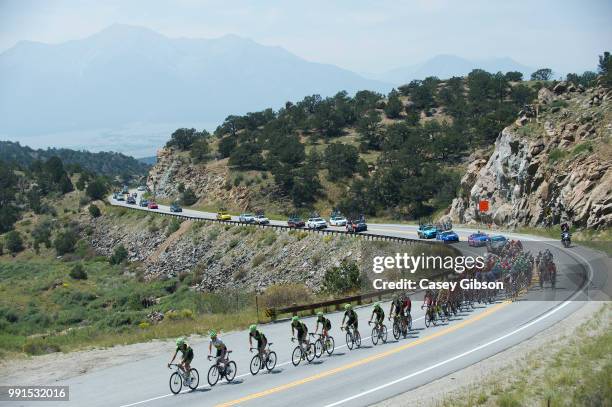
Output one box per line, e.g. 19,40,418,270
254,214,270,225
468,231,490,247
239,213,255,223
147,201,159,209
417,224,438,239
287,216,305,228
307,217,327,229
346,217,367,233
170,203,182,212
216,210,232,221
436,230,459,242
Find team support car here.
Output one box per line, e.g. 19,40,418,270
254,214,270,225
170,203,182,212
126,196,136,205
417,224,438,239
117,194,125,201
329,215,348,226
307,217,327,229
239,213,255,223
436,230,459,243
216,211,232,221
122,185,129,194
487,235,508,252
346,218,367,233
287,216,305,228
147,201,159,209
468,231,490,247
137,185,147,191
139,199,149,207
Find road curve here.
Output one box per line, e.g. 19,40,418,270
13,194,608,407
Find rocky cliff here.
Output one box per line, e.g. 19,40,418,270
450,82,611,229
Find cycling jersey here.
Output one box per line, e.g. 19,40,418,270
177,345,194,363
373,307,384,322
211,337,226,350
345,310,358,328
317,316,331,331
392,299,403,314
292,321,308,335
403,298,412,314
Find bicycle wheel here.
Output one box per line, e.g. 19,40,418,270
266,351,277,371
355,331,361,347
207,365,219,386
306,343,316,362
292,346,302,366
250,355,261,375
346,332,354,350
169,372,182,394
371,327,379,345
325,336,335,355
407,315,413,331
225,361,237,382
381,325,388,343
314,339,323,358
393,321,400,339
188,368,199,390
425,313,431,328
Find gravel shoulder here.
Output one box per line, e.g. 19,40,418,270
373,300,607,407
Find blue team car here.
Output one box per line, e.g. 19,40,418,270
417,224,439,239
436,230,459,243
468,232,490,247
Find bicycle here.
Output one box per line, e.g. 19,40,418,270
249,343,277,375
369,321,388,345
291,337,316,366
423,304,438,328
390,314,409,339
310,333,335,357
168,363,199,394
342,325,361,350
206,352,237,386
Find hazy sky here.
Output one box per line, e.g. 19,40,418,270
1,0,610,74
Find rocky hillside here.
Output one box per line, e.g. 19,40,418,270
450,82,611,229
85,208,362,292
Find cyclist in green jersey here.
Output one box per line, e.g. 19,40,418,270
248,324,268,359
168,337,194,383
341,304,359,337
369,302,385,329
291,316,309,348
314,311,332,340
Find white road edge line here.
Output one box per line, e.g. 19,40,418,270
323,248,595,407
118,317,425,407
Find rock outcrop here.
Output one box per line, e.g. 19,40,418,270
450,83,612,229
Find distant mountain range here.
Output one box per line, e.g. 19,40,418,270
0,24,390,139
0,140,149,178
367,54,536,85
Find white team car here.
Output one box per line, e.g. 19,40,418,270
137,185,147,191
239,213,256,223
307,217,327,229
329,215,347,226
254,214,270,225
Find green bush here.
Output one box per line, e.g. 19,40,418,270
69,263,88,280
548,148,567,164
322,261,362,294
251,253,266,267
53,229,78,255
166,219,181,236
4,231,24,254
181,188,198,206
259,284,311,309
228,238,240,249
23,339,61,355
88,204,101,218
110,244,128,265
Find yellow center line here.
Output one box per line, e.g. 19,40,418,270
216,301,510,407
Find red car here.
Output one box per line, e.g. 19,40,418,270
147,201,158,209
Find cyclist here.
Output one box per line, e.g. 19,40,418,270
341,304,359,338
422,289,435,323
315,311,332,340
369,302,385,329
208,330,228,366
401,293,412,329
248,324,268,360
291,316,309,350
388,294,404,329
168,337,194,384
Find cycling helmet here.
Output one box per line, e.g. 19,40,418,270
344,303,352,310
249,324,257,333
374,302,381,309
317,311,324,317
176,337,186,347
209,329,217,338
292,316,299,322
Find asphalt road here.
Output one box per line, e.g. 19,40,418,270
6,193,608,407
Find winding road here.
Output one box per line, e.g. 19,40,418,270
8,193,609,407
